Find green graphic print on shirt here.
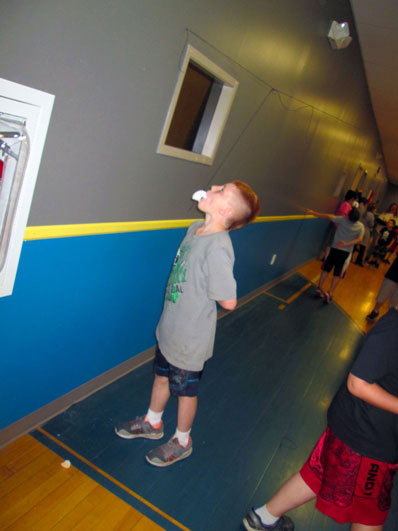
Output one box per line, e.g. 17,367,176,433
165,242,191,304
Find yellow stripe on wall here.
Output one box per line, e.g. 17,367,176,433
24,215,313,241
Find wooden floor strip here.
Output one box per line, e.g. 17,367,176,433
36,427,191,531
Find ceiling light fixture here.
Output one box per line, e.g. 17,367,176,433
327,21,352,50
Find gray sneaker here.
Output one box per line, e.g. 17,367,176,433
115,416,164,440
146,437,192,467
243,509,294,530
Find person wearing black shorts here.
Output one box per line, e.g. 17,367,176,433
243,307,398,531
306,207,364,303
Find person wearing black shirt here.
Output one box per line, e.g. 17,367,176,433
366,219,396,268
243,308,398,531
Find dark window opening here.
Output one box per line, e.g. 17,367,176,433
165,62,222,153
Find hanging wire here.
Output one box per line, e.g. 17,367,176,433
203,88,275,190
178,27,366,213
274,91,312,113
184,28,367,130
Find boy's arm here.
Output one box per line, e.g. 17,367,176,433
218,298,237,311
335,234,364,248
305,208,334,221
347,373,398,414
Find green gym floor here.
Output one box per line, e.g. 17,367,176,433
33,271,398,531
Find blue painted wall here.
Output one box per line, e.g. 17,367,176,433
0,218,326,429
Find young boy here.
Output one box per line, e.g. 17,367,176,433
243,305,398,531
367,219,396,268
307,207,364,303
115,181,259,466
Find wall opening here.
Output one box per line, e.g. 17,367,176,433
157,45,238,166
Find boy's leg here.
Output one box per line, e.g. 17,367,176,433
266,472,316,516
243,472,314,530
146,366,201,467
177,395,197,432
149,374,170,413
114,374,168,440
315,270,328,297
367,278,395,320
351,525,382,531
318,270,328,290
355,245,365,265
328,275,340,295
115,352,170,439
366,300,383,321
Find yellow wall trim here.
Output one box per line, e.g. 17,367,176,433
24,215,312,241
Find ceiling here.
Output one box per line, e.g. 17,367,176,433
350,0,398,185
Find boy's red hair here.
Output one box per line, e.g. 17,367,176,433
228,180,260,230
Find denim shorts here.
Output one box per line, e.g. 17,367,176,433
153,346,203,397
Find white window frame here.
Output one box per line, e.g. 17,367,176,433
0,78,54,297
157,45,239,166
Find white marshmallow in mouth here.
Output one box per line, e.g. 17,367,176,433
192,190,207,201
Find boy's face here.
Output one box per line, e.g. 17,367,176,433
197,183,237,216
387,220,395,230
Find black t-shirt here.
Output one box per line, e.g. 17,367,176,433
327,308,398,463
386,257,398,283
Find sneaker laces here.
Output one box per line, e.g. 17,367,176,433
160,437,189,458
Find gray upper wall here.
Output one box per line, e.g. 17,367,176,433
0,0,387,225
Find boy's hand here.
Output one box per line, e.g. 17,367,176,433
218,298,237,311
335,240,347,247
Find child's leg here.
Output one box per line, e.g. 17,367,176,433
149,374,170,413
265,472,316,517
328,275,340,295
355,244,365,265
145,365,201,466
318,270,328,290
351,524,382,531
370,300,383,313
114,371,168,440
177,395,197,432
244,472,315,529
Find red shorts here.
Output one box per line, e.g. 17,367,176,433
300,428,397,526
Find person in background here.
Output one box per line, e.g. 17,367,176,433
379,203,398,225
354,203,375,267
382,224,398,264
366,203,398,261
308,207,364,303
319,190,358,261
366,219,396,269
337,190,358,217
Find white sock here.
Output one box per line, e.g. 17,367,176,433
254,504,279,526
174,428,191,447
145,408,163,427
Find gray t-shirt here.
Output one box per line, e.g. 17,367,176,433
156,221,237,371
331,216,364,253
